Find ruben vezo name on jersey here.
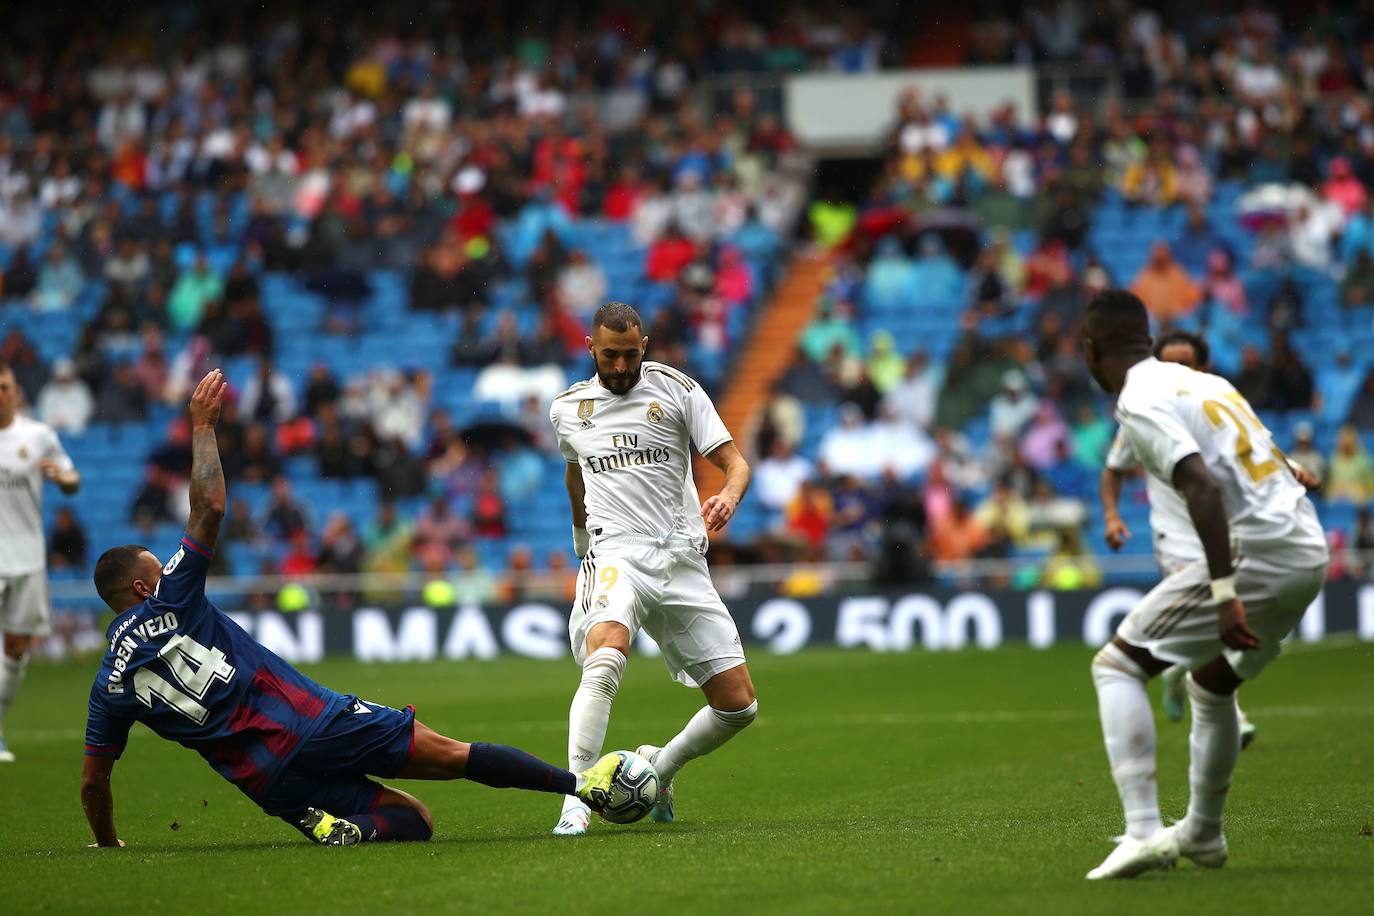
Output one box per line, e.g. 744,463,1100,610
106,611,180,694
582,433,672,475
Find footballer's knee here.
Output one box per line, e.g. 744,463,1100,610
3,633,32,659
703,664,756,716
584,622,631,657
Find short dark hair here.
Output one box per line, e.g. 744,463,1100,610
94,544,151,609
1085,289,1151,351
592,301,643,335
1152,329,1210,368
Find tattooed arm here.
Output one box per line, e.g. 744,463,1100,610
186,370,228,550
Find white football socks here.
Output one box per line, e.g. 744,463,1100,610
1182,674,1240,841
562,647,626,811
654,700,758,786
1091,643,1163,840
0,653,27,738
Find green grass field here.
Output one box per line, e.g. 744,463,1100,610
2,642,1372,914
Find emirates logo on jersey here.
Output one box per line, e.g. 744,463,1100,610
646,401,664,424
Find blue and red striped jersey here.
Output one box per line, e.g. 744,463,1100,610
83,534,348,801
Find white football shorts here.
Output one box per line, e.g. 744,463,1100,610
570,533,745,688
1117,549,1326,680
0,570,52,637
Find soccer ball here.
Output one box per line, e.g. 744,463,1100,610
598,750,660,824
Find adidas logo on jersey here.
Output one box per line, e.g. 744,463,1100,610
578,399,596,429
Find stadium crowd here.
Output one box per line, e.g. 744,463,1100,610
1,3,1374,641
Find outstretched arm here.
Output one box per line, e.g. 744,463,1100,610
81,755,123,848
701,442,750,532
186,370,227,550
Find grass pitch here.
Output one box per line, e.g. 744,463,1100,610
2,641,1371,914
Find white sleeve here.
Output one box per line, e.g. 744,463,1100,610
685,386,732,456
1104,428,1137,472
45,427,76,473
549,404,579,463
1117,399,1201,485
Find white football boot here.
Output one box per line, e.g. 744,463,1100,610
0,735,13,763
635,744,675,823
1165,823,1228,869
1086,829,1180,880
552,796,591,836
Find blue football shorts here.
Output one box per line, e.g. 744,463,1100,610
259,698,416,818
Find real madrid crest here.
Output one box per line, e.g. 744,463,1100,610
17,446,27,460
595,594,609,610
646,401,664,424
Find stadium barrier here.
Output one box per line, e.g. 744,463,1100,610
192,581,1373,665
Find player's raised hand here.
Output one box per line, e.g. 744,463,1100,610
1218,597,1260,651
1104,516,1130,551
701,493,738,531
189,369,226,429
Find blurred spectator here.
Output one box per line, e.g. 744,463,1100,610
818,404,872,479
414,496,466,564
472,468,508,539
800,301,860,363
281,529,318,578
1234,345,1273,408
452,545,499,606
1040,531,1102,590
168,254,223,331
1130,242,1202,321
882,351,941,431
1020,403,1070,472
1044,439,1091,502
1348,371,1374,430
1289,422,1326,483
35,242,85,311
1341,251,1374,307
37,358,94,433
1202,251,1247,314
989,371,1038,439
96,363,149,424
645,223,695,282
828,475,877,561
928,498,987,563
785,479,833,557
233,423,281,483
1173,207,1227,278
224,498,262,544
910,235,963,303
1,249,38,299
1353,508,1374,576
1121,148,1177,206
238,358,297,425
370,371,427,450
263,476,309,540
1323,158,1367,216
864,238,917,311
807,189,856,249
48,507,88,570
975,482,1031,548
866,332,906,395
556,250,608,317
131,467,175,529
1325,426,1374,503
317,513,364,576
1267,338,1314,412
755,440,813,516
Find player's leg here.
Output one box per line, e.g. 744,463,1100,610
1087,562,1218,879
556,621,630,834
0,633,32,762
637,553,755,822
1166,556,1325,867
556,549,645,835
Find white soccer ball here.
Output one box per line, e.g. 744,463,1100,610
598,749,660,824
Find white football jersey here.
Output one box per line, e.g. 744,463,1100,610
1114,358,1327,565
0,413,75,575
1105,427,1203,568
550,362,732,541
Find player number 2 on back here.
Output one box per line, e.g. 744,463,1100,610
132,635,237,725
1202,392,1283,485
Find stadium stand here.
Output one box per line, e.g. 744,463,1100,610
1,3,1373,642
